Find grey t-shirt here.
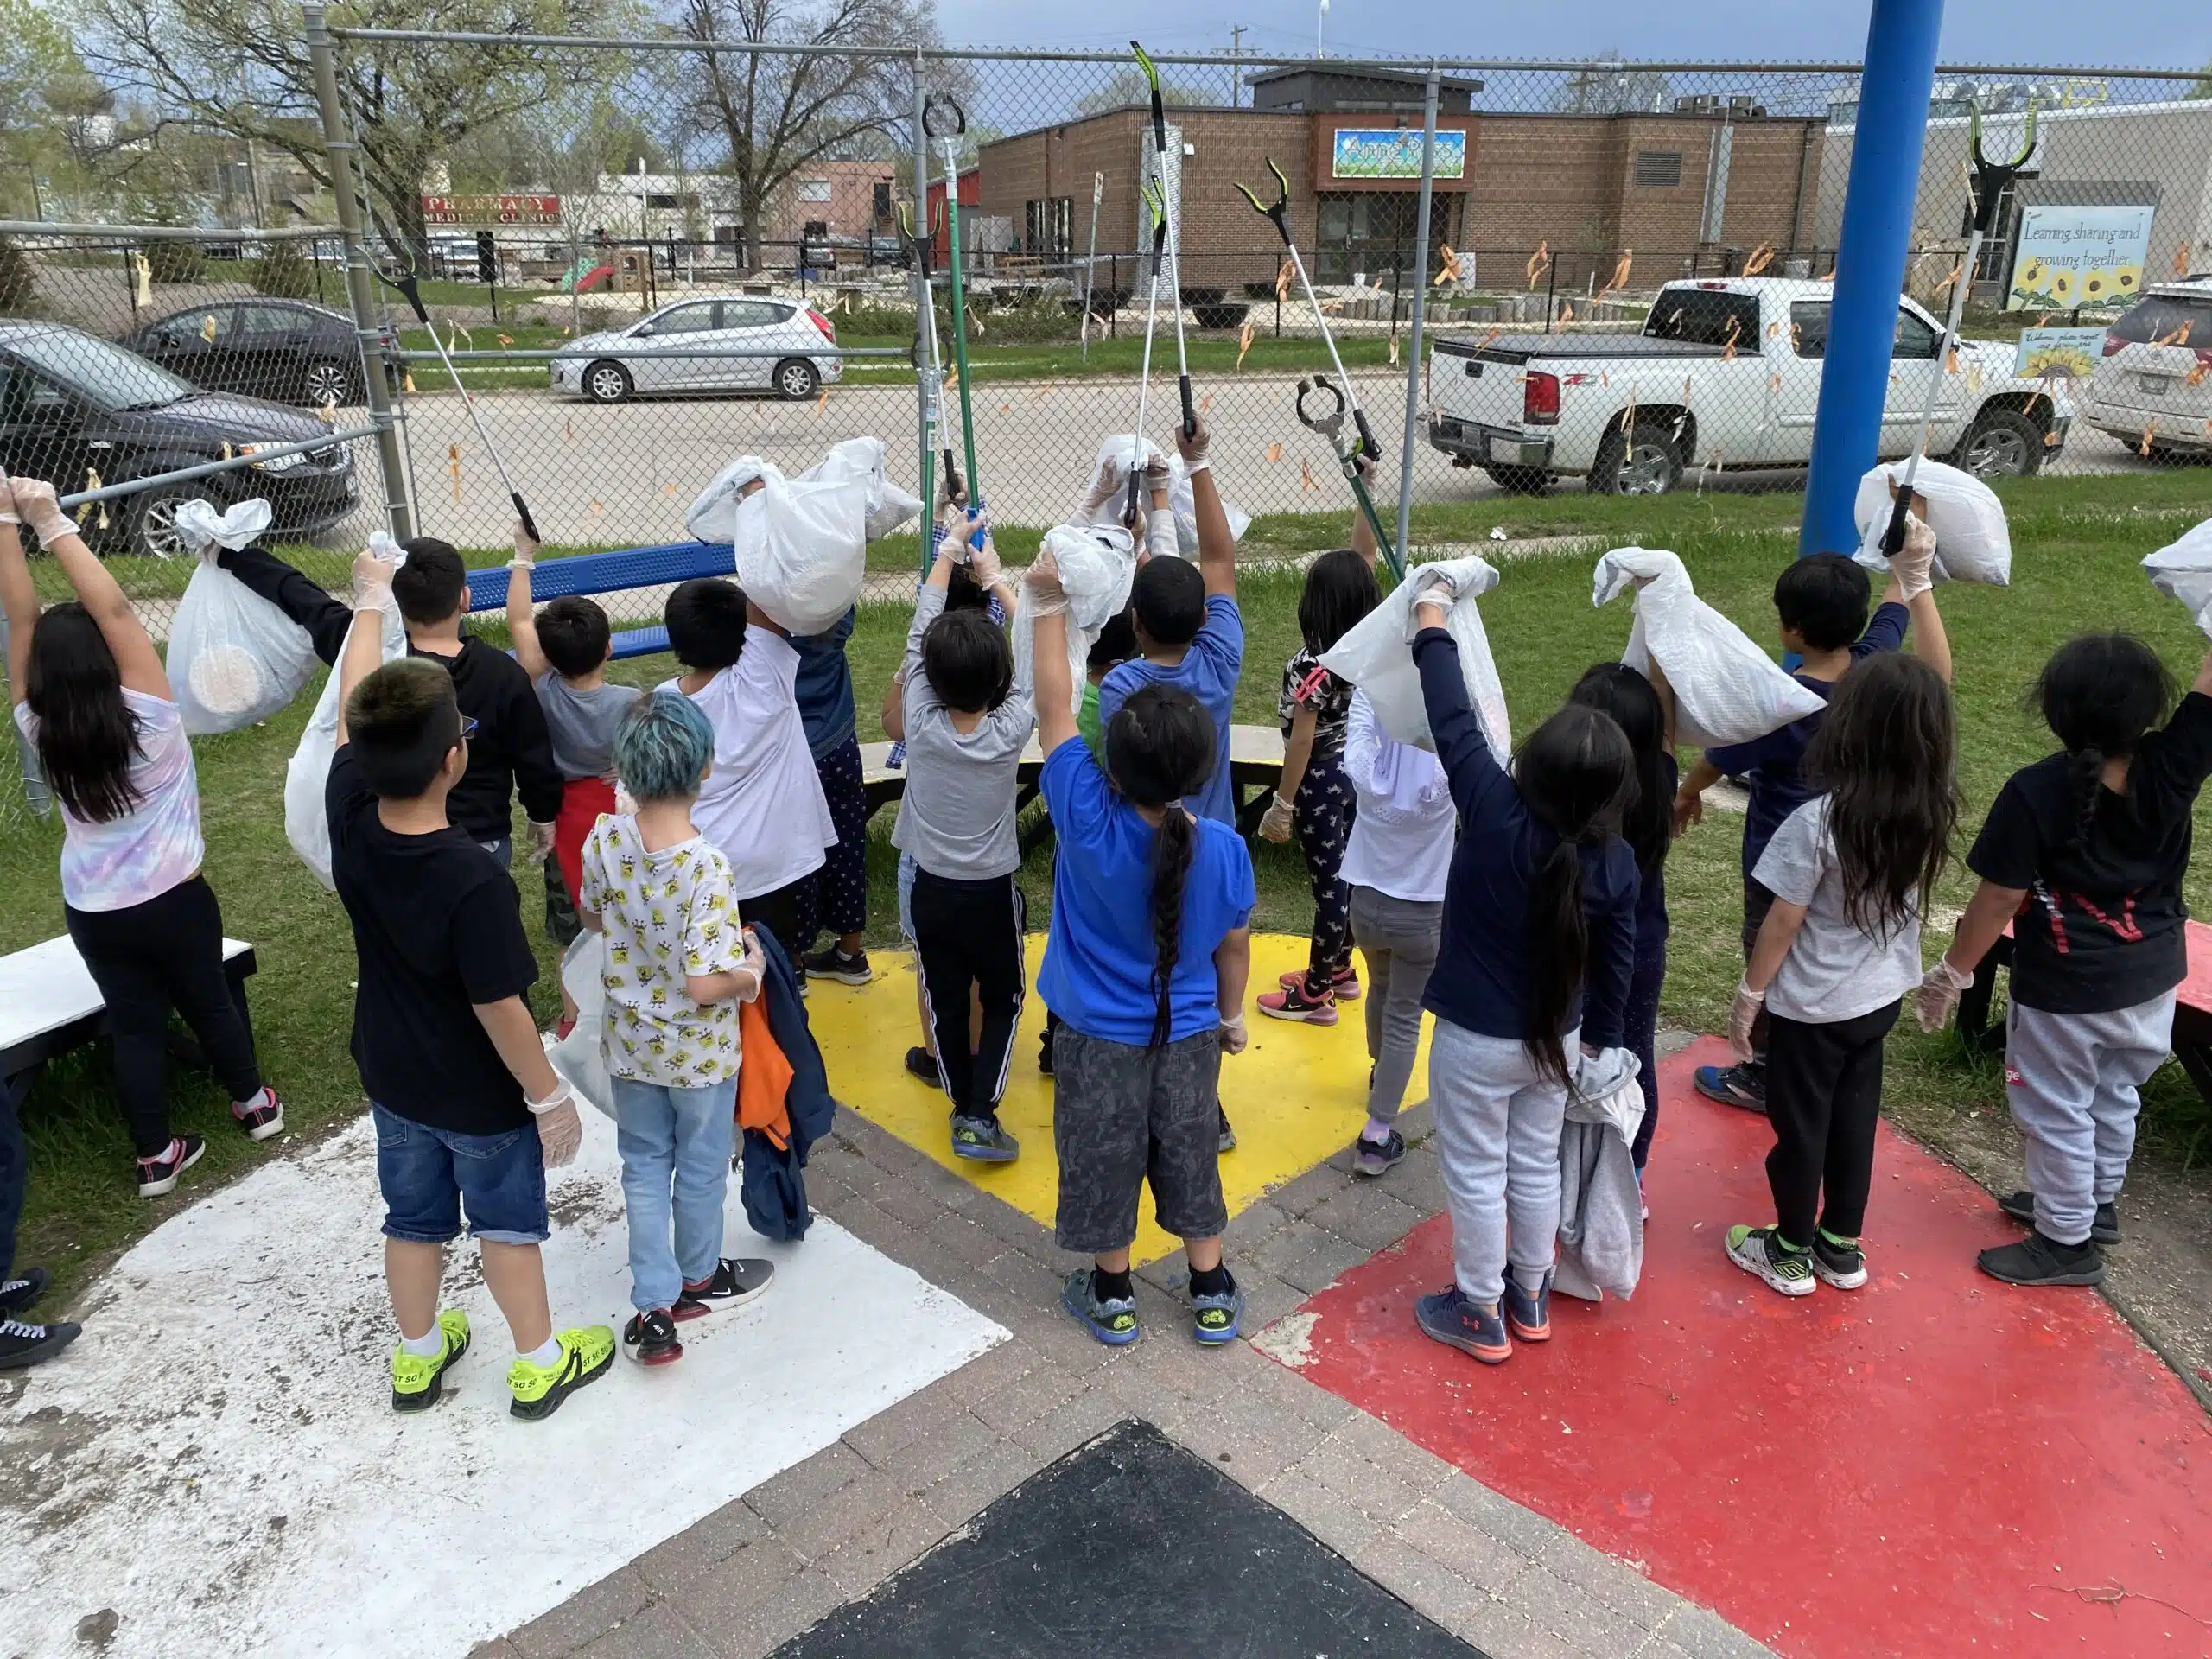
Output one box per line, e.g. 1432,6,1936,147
893,584,1033,880
1753,796,1923,1025
535,672,641,781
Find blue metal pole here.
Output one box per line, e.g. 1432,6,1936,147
1798,0,1946,557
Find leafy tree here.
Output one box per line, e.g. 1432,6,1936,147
0,236,37,313
251,236,315,296
1,0,111,218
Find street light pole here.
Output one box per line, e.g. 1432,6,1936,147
1317,0,1328,59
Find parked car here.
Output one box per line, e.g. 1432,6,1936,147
2083,278,2212,463
122,298,378,410
1427,276,2072,494
0,321,359,559
550,295,842,404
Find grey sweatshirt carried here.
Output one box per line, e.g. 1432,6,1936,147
893,582,1034,880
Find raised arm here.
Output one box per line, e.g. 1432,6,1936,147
1177,419,1235,600
1348,455,1380,571
9,478,168,699
1413,594,1506,817
505,520,549,681
0,494,36,703
1027,556,1078,754
333,550,394,747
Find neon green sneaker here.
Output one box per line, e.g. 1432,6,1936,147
391,1309,471,1413
506,1325,615,1421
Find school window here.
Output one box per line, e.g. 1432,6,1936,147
873,181,893,219
1634,149,1683,188
797,179,833,203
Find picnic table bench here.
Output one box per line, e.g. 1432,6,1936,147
1,934,257,1110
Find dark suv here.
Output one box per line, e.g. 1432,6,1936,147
122,298,370,408
0,321,359,559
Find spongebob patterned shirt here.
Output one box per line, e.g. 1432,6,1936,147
579,813,746,1086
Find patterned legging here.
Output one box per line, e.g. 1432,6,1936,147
1294,750,1357,988
797,734,870,953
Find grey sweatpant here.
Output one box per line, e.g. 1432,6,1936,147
2005,993,2174,1246
1351,887,1441,1122
1428,1018,1573,1306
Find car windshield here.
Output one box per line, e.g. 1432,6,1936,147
10,329,194,411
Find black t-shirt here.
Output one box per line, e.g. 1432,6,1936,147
326,746,540,1132
1967,692,2212,1014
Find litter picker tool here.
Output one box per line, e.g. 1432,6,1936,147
1123,180,1170,530
898,200,959,556
1132,42,1193,442
1238,156,1382,467
925,93,984,541
1881,99,2038,556
1299,377,1402,582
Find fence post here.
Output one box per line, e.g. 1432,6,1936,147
911,50,931,533
302,1,412,540
1395,65,1440,558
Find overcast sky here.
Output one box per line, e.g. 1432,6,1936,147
932,0,2211,72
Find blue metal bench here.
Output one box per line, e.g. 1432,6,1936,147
464,539,734,660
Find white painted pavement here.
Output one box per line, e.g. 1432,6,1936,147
0,1111,1006,1658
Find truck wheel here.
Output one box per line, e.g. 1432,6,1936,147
1589,422,1682,496
1483,464,1551,495
1952,408,2042,479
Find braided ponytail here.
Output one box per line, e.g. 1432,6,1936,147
1149,810,1195,1049
2063,746,2105,856
1103,683,1220,1051
2030,635,2175,857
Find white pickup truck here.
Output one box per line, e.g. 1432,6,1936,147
1427,276,2073,495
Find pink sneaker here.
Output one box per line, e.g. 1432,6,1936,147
1277,965,1360,1001
1258,981,1338,1026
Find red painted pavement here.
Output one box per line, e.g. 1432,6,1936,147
1277,1037,2212,1657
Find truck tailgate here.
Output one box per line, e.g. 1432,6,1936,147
1432,334,1726,367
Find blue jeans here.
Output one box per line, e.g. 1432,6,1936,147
612,1075,738,1313
372,1102,549,1245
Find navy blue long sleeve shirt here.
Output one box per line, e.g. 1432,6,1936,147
1413,628,1639,1049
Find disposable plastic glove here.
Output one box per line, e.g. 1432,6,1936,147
526,1078,582,1169
351,546,396,611
509,518,539,569
1080,458,1122,517
1892,512,1938,601
1258,791,1295,843
1916,958,1975,1033
9,478,71,547
526,819,557,867
1220,1010,1249,1056
1727,979,1765,1063
1176,416,1211,474
0,476,18,524
1022,549,1069,616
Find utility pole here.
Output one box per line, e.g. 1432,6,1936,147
1229,25,1246,107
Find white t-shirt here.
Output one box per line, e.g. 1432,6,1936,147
1337,690,1455,904
658,629,836,901
579,814,745,1086
16,688,205,912
1754,796,1923,1025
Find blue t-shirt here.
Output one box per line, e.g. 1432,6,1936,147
1096,594,1244,825
1702,601,1909,879
791,607,857,762
1037,736,1256,1046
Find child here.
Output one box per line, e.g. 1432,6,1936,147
791,606,874,989
505,526,639,953
1922,634,2212,1288
579,693,776,1365
1677,514,1948,1112
3,478,281,1214
326,550,612,1419
895,514,1030,1161
1411,582,1640,1366
658,576,838,957
1257,549,1382,1024
1567,663,1678,1187
215,529,563,863
1027,536,1255,1349
1337,686,1456,1177
1723,652,1957,1298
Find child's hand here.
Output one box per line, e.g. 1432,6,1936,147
968,533,1003,590
1142,453,1172,499
1891,513,1937,601
1176,416,1211,472
1915,958,1974,1033
1414,600,1448,632
1023,550,1068,614
510,518,539,569
526,819,556,866
1258,791,1294,843
535,1098,583,1168
1220,1010,1249,1056
1673,785,1704,834
9,478,69,544
351,546,395,610
1726,979,1764,1063
737,928,767,1001
1081,459,1122,516
0,475,17,524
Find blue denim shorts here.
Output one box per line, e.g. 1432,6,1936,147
372,1102,550,1246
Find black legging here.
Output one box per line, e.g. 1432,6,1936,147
65,876,262,1157
217,543,351,665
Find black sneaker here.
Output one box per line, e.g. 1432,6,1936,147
801,944,874,987
1998,1190,2120,1247
673,1258,776,1321
905,1046,941,1083
1218,1109,1237,1154
136,1135,206,1198
1038,1025,1056,1077
622,1308,684,1365
0,1316,80,1370
232,1085,285,1141
951,1115,1020,1163
1351,1128,1405,1178
1694,1063,1766,1114
1810,1233,1868,1290
1978,1231,2107,1287
0,1267,49,1314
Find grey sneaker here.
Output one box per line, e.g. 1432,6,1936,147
1726,1224,1815,1297
950,1116,1020,1164
1061,1269,1141,1345
1351,1128,1405,1178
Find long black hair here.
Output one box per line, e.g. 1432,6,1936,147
2031,633,2175,855
1567,663,1671,880
1103,684,1218,1049
1298,550,1382,655
26,601,144,823
1803,652,1958,938
1515,704,1637,1084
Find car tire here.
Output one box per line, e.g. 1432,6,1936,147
124,485,200,562
1484,464,1551,495
1952,408,2043,480
773,357,821,401
302,359,354,407
583,360,632,404
1589,420,1683,496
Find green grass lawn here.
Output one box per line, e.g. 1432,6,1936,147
7,468,2212,1311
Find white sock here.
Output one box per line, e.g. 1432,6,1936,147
140,1138,181,1166
234,1086,269,1110
518,1335,562,1369
1362,1117,1395,1143
399,1323,445,1358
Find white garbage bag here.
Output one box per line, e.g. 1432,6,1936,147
1851,460,2011,585
684,454,768,544
730,463,868,635
798,436,923,541
1320,555,1510,759
1013,524,1138,720
2144,518,2212,639
1593,546,1825,750
1077,435,1251,558
164,499,318,736
543,931,614,1120
284,588,404,891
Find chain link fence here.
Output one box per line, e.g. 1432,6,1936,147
4,46,2209,639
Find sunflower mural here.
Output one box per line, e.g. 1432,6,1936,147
2023,342,2096,378
2005,207,2155,311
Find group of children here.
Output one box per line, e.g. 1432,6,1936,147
6,433,2210,1393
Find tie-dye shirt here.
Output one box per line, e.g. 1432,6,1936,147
578,813,746,1086
16,689,204,912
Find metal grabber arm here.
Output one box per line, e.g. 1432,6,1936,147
1298,377,1402,581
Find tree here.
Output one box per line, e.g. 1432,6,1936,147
1553,53,1670,117
2190,56,2212,99
251,236,315,296
1,0,112,218
1072,67,1224,118
0,237,36,313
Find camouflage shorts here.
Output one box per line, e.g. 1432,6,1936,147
1052,1025,1227,1254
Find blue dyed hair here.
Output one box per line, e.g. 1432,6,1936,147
613,691,715,803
